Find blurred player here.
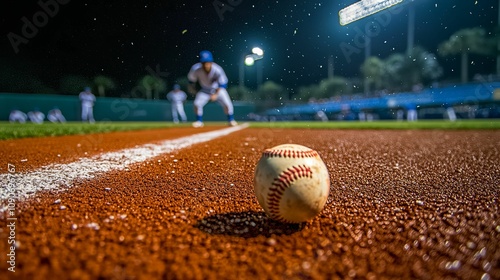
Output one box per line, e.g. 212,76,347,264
47,107,67,123
166,84,188,123
315,110,328,122
188,50,237,127
27,108,45,124
9,109,27,123
396,109,404,121
445,103,457,122
79,87,96,123
406,103,418,122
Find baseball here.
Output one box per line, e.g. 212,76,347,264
254,144,330,223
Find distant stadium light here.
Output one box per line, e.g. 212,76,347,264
252,47,264,57
339,0,404,26
245,49,264,66
244,55,255,66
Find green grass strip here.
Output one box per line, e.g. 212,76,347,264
0,122,184,140
1,120,498,140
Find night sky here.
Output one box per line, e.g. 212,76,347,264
1,0,498,95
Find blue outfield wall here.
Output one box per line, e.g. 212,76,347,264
0,93,255,122
266,82,500,116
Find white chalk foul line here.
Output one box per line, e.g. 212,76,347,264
0,124,249,209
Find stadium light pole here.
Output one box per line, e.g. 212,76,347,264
239,47,264,89
328,54,334,78
339,0,415,53
239,54,245,88
497,0,500,76
407,2,415,54
252,47,265,88
364,35,371,95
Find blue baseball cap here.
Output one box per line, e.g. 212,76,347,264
199,50,213,63
173,84,181,90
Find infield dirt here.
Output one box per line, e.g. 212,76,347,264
0,126,499,279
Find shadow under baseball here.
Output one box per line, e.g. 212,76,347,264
195,210,305,238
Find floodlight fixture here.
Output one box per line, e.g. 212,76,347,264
252,47,264,57
339,0,404,26
245,48,264,66
244,55,255,66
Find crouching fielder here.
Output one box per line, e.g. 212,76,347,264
9,109,27,123
187,50,237,127
47,107,67,123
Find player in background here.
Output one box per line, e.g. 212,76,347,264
47,107,67,123
406,103,418,122
166,84,188,123
9,109,27,123
27,108,45,124
79,87,96,123
444,103,457,122
187,50,237,127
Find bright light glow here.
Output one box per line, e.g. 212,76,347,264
245,56,255,66
244,48,264,66
252,47,264,56
339,0,404,26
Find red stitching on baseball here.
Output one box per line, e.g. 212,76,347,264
262,149,319,159
267,164,313,223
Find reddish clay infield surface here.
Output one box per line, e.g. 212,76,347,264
1,127,499,280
